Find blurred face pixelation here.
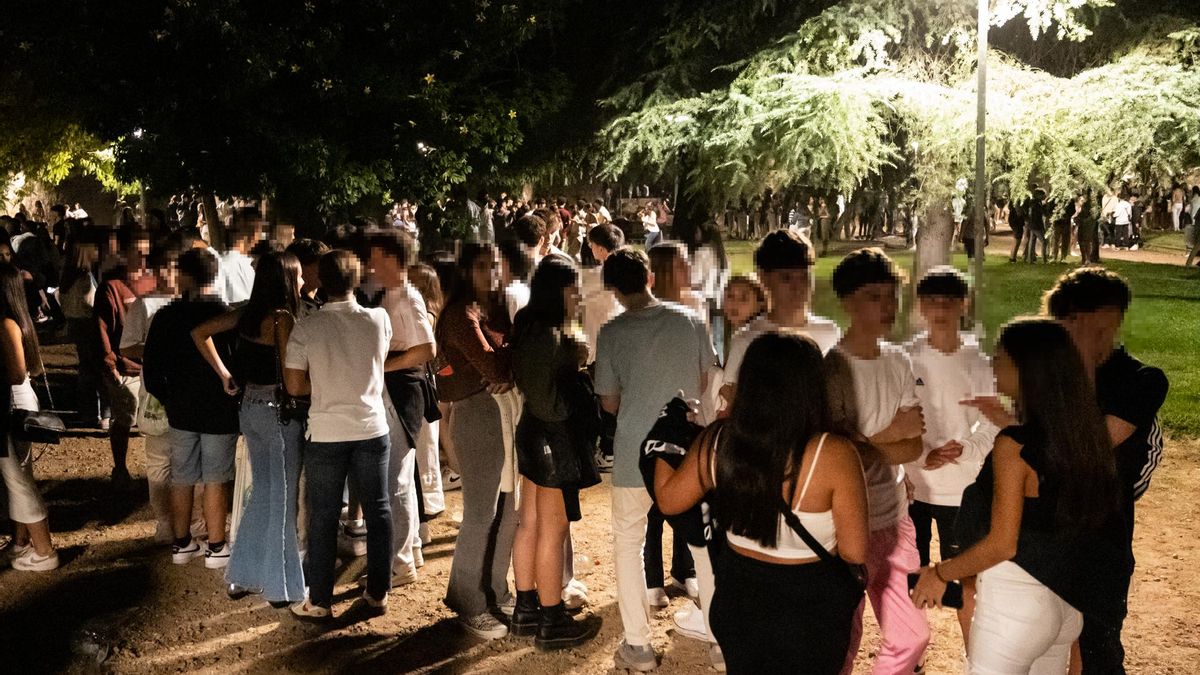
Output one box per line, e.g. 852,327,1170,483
722,281,764,329
918,295,964,333
1061,307,1123,365
760,267,810,310
993,346,1019,402
845,282,899,335
563,282,581,323
472,252,499,297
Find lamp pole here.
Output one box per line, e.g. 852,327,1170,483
972,0,988,332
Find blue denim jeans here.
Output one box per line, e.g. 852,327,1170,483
226,386,306,603
304,432,392,607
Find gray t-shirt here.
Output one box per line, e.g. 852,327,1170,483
594,301,716,488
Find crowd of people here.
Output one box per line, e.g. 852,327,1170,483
0,192,1172,674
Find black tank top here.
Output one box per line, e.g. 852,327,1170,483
235,336,278,386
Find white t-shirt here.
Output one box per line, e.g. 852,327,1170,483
504,280,531,322
903,334,999,506
219,249,255,305
380,282,435,352
285,299,391,442
835,341,920,531
579,266,622,364
724,314,841,381
1113,199,1133,226
120,294,175,350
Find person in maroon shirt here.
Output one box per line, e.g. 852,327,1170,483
94,240,148,484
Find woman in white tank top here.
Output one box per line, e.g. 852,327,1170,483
653,332,869,674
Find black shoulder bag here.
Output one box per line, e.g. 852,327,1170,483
12,354,65,445
777,492,867,599
273,311,310,426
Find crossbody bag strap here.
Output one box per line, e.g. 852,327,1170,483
272,310,289,389
777,498,839,567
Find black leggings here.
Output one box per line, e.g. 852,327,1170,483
908,500,960,567
643,504,694,587
710,547,859,674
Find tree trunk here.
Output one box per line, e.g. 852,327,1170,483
201,192,226,252
911,203,955,329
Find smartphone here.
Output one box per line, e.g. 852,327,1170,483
907,572,965,609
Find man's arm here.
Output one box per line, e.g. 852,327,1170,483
600,394,620,416
284,367,312,396
385,342,435,372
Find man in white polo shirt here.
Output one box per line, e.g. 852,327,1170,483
284,250,393,621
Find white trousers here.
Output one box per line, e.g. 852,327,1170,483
687,542,717,643
969,561,1083,675
385,399,420,573
612,486,654,646
416,419,445,515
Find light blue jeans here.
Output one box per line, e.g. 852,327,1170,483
226,385,306,603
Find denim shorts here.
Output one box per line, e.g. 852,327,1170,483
168,427,239,485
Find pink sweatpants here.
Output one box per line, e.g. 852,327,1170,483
842,515,931,674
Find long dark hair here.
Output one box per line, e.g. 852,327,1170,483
513,256,578,337
998,318,1118,532
443,242,496,309
715,332,831,548
0,263,41,377
237,252,301,338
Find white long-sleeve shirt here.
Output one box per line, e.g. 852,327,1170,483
903,333,1000,506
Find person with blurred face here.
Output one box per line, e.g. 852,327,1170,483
719,230,841,413
1042,267,1168,673
827,247,929,674
904,266,999,650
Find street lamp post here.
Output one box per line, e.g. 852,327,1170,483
973,0,988,332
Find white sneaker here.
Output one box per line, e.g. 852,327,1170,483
6,542,31,561
670,576,700,600
338,530,367,558
11,548,59,572
563,578,589,610
391,564,419,587
290,599,331,622
418,521,432,545
443,470,462,491
613,640,658,672
171,538,204,565
672,602,710,641
362,588,388,615
205,543,231,569
413,545,425,568
646,587,669,609
459,612,508,640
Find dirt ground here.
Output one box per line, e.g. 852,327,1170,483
2,345,1198,675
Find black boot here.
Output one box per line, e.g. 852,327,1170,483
510,589,541,637
535,602,602,651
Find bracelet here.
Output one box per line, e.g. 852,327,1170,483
933,562,949,583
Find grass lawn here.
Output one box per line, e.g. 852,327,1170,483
722,238,1200,436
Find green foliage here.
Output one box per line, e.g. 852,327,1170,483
600,0,1199,212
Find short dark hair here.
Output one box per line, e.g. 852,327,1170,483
587,222,625,252
285,238,331,267
916,265,969,299
512,214,547,248
831,247,904,298
754,229,813,272
1042,267,1131,319
497,238,531,281
602,246,651,295
318,249,362,297
366,229,415,266
177,248,220,288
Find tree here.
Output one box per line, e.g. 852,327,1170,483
596,0,1200,287
0,0,576,235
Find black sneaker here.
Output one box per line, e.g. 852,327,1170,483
534,603,602,651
